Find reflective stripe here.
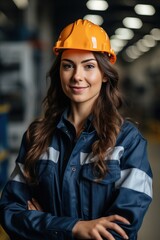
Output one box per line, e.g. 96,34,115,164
80,146,124,165
115,168,153,198
105,146,124,161
80,152,93,165
40,147,60,163
10,163,26,183
10,147,60,184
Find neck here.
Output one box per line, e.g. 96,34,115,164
67,103,92,136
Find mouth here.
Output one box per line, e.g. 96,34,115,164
69,85,89,93
70,86,88,89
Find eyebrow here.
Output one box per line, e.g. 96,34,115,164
61,58,97,64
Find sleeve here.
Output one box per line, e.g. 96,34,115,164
0,133,79,240
106,131,153,240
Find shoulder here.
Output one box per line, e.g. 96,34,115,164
116,120,152,175
121,120,140,134
116,120,146,149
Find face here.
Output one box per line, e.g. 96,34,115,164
60,49,106,108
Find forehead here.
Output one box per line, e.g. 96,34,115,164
61,49,96,60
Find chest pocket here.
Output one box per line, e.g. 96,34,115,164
80,161,121,219
81,160,121,184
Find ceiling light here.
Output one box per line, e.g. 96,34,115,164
113,46,124,54
86,0,108,11
142,35,157,48
12,0,28,9
126,49,137,59
110,38,127,48
83,15,104,25
150,28,160,41
115,28,134,40
126,45,142,59
134,4,155,16
136,40,150,52
110,38,127,54
123,17,142,29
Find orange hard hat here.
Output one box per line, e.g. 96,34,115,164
53,19,116,64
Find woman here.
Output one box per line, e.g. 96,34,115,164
0,19,152,240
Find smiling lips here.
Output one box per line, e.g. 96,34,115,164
69,85,89,93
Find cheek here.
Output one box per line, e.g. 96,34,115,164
60,70,71,84
89,73,103,86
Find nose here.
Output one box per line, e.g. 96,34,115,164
72,66,83,82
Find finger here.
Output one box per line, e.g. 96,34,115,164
90,228,104,240
32,198,43,211
106,215,130,225
27,200,36,210
105,222,129,239
27,201,31,210
95,225,115,240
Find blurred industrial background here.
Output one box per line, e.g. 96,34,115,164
0,0,159,239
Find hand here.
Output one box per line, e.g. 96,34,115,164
27,198,43,211
72,215,130,240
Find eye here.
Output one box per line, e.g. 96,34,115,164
85,64,95,70
61,62,74,70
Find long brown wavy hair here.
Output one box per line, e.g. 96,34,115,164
24,51,123,183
